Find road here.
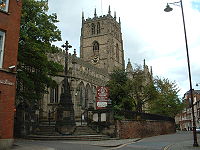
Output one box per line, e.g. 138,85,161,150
114,131,198,150
12,131,200,150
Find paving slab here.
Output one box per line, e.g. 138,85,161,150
11,138,141,150
12,145,55,150
61,138,141,147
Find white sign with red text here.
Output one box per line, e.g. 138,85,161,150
96,86,109,109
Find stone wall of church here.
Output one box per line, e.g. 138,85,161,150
40,8,152,123
41,52,110,121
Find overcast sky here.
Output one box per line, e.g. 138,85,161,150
48,0,200,97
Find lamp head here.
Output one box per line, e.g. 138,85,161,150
164,4,173,12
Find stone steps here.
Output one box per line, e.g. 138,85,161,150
31,121,110,140
73,125,98,135
34,121,58,136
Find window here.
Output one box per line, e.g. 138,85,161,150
93,41,99,51
116,43,119,62
93,41,99,56
50,86,59,103
79,83,85,109
91,23,95,35
97,22,100,34
0,0,9,12
0,31,5,68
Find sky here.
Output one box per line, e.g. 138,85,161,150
48,0,200,97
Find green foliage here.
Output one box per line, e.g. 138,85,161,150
107,68,183,118
149,77,184,117
107,69,132,111
16,0,63,108
126,66,156,112
107,68,155,113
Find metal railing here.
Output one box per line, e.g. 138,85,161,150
114,110,175,122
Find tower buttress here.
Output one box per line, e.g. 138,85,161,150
150,66,153,77
126,59,134,79
114,11,116,19
108,5,111,15
82,11,84,24
94,8,97,17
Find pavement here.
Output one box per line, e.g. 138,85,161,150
11,137,200,150
60,138,141,147
164,139,200,150
11,138,140,150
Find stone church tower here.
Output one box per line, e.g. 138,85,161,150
39,7,153,126
18,7,155,136
80,6,125,73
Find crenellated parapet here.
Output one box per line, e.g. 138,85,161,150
82,6,121,26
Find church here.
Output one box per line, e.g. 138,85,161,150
39,6,152,125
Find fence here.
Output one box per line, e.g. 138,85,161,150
114,110,175,122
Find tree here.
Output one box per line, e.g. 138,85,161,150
107,68,183,118
107,69,133,111
107,67,156,113
16,0,63,109
149,77,184,117
127,66,156,113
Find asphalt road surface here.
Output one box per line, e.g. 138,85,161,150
13,131,200,150
114,131,199,150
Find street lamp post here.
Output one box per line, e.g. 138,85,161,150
164,0,198,147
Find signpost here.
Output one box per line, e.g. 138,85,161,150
96,86,110,109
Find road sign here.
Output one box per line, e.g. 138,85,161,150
96,86,109,109
97,86,109,98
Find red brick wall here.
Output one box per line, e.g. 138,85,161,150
0,72,16,139
116,120,176,139
0,0,22,69
0,0,22,140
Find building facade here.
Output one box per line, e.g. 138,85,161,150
175,90,200,130
0,0,22,149
39,7,152,125
40,7,124,122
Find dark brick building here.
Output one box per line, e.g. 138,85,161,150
175,90,200,131
0,0,22,149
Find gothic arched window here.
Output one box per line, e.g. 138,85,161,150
116,43,119,62
93,41,99,56
79,82,85,109
91,23,95,35
50,85,59,103
97,22,100,34
85,84,91,109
